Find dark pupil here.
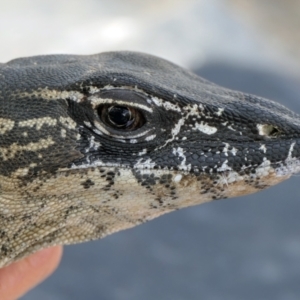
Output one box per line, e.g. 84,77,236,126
108,106,132,127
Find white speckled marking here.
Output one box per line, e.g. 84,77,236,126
287,142,296,160
173,147,191,171
173,174,182,183
151,96,181,112
217,160,232,172
256,158,271,177
222,143,237,156
145,134,156,141
216,108,224,116
138,149,147,156
193,122,217,135
90,96,153,113
130,139,138,144
134,158,156,169
259,144,267,154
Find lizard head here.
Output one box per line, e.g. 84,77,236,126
0,51,299,265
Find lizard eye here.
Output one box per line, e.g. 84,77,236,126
97,105,146,130
108,106,133,127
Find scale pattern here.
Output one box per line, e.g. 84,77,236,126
0,51,299,267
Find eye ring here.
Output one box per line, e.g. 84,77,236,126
97,104,146,131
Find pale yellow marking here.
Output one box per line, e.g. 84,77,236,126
0,118,15,134
59,116,77,129
14,87,83,102
0,137,55,161
61,129,67,138
12,163,37,177
19,117,57,130
89,96,153,113
22,132,28,137
13,85,151,105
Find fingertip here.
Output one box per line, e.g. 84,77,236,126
26,245,63,271
0,246,63,300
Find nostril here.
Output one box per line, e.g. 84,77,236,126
257,124,279,137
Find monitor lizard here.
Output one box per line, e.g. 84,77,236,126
0,51,299,267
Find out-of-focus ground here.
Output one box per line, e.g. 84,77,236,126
0,0,299,299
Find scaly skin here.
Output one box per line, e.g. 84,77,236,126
0,51,299,267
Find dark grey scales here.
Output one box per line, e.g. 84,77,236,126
0,51,300,267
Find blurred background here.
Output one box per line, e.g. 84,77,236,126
1,0,300,299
